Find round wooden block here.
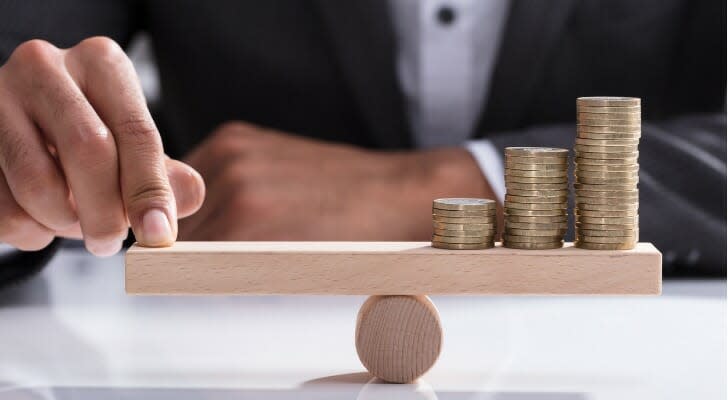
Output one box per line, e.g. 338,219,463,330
355,295,443,383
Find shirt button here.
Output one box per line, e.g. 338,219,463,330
436,5,456,26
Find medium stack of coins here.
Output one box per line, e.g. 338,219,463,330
503,147,569,250
574,97,640,250
431,198,497,250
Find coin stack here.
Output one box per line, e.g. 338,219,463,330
574,97,640,250
503,147,569,250
431,198,497,250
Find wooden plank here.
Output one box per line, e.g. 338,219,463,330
125,242,661,295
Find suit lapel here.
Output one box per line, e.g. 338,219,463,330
314,0,412,149
477,0,578,134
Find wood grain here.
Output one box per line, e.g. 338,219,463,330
125,242,662,295
355,295,442,383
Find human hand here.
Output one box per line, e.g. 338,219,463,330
0,37,205,255
179,122,496,241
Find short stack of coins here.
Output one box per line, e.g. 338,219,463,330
431,198,497,250
574,97,640,250
503,147,569,250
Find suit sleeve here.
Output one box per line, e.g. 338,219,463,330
484,113,727,276
0,0,138,63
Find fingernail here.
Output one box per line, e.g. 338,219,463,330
141,209,173,246
86,238,123,257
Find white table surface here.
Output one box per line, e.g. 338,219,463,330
0,248,725,400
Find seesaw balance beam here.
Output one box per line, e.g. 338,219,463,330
125,241,662,295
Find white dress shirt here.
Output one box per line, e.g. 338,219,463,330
389,0,509,202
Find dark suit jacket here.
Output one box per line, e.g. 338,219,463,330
0,0,725,278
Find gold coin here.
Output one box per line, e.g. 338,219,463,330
507,214,568,223
433,222,496,230
576,124,641,133
505,169,567,178
574,183,638,191
506,194,568,204
576,201,638,209
575,138,640,146
577,131,641,140
578,119,640,128
505,155,569,165
434,228,496,237
432,234,491,244
432,198,497,211
577,111,640,120
505,208,567,217
503,240,564,250
506,201,567,210
575,241,636,250
503,234,563,243
506,182,569,190
576,228,638,237
574,144,638,153
575,209,638,217
505,162,567,171
574,157,639,165
576,177,639,185
505,147,569,157
432,241,494,250
576,222,638,230
577,97,640,107
576,170,639,179
575,191,638,200
506,176,568,184
577,216,638,225
432,209,496,217
507,188,569,197
575,163,639,172
577,234,638,244
578,105,641,113
506,221,568,230
505,228,566,237
432,215,496,224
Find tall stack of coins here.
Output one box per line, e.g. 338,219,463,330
574,97,640,250
503,147,569,249
431,198,497,250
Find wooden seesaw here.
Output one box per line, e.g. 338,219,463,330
125,241,662,383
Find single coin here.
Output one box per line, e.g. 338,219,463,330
505,147,569,157
505,228,566,237
575,163,639,172
577,131,641,140
432,234,491,244
432,215,496,224
578,105,641,113
577,216,638,225
576,200,639,211
432,198,497,210
431,241,494,250
506,194,568,204
505,208,567,217
575,209,638,217
577,97,640,107
503,240,564,250
432,208,496,217
574,144,638,153
506,176,568,184
506,201,567,210
577,235,638,244
507,188,569,197
505,154,569,164
576,124,641,133
575,151,639,160
576,170,639,179
506,221,568,230
574,183,638,191
505,162,567,171
577,119,640,128
505,168,567,178
506,182,569,190
577,111,641,121
576,228,638,237
576,177,639,185
433,222,496,230
506,215,568,223
503,234,563,243
575,241,636,250
575,157,639,165
434,228,496,238
575,138,640,146
576,222,638,230
575,188,638,197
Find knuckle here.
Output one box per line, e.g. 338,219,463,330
114,114,159,144
126,178,173,213
9,161,55,201
76,36,128,65
10,39,58,67
64,122,115,165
